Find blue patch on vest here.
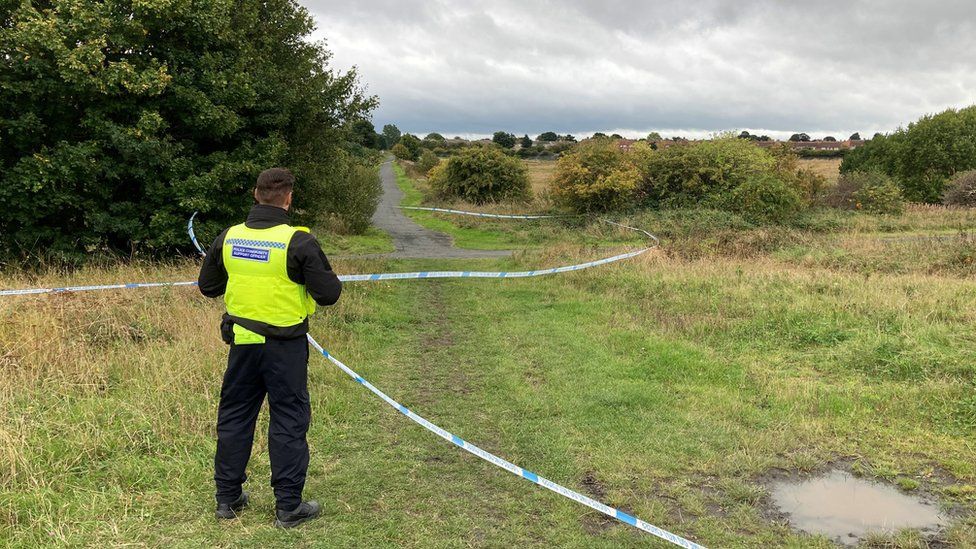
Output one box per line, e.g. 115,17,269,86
231,245,270,262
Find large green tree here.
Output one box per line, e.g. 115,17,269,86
841,106,976,202
0,0,375,261
381,123,401,147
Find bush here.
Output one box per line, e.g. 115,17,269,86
550,140,640,212
943,170,976,206
824,171,904,214
727,174,803,223
639,138,775,207
417,150,440,175
427,147,530,203
841,106,976,202
313,156,381,233
0,0,375,262
391,143,412,161
398,134,422,160
768,144,828,204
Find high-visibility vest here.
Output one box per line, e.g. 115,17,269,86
222,223,317,344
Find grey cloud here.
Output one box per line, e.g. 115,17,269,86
304,0,976,138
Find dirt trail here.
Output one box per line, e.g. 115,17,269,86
366,159,512,259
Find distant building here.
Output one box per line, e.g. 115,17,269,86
615,139,637,151
755,139,864,151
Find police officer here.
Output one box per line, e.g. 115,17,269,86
198,167,341,528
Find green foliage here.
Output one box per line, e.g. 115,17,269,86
349,119,381,149
492,131,516,148
638,138,776,207
390,143,411,161
942,170,976,207
0,0,376,261
537,131,559,142
382,124,401,146
727,174,803,223
519,134,533,148
647,132,663,141
315,155,381,233
427,146,530,203
841,106,976,202
398,134,422,160
424,132,445,142
798,148,847,158
550,139,640,212
825,171,904,214
417,149,440,175
768,144,828,204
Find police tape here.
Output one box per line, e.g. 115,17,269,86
399,206,565,219
305,333,705,549
0,214,657,296
0,211,705,547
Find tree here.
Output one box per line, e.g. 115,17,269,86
610,133,623,139
0,0,376,260
563,134,577,142
537,131,559,142
849,132,861,141
492,131,516,148
841,106,976,202
424,132,445,142
349,119,379,149
519,134,533,148
647,132,663,141
382,124,401,146
789,133,812,142
822,136,837,142
398,134,422,160
592,132,609,139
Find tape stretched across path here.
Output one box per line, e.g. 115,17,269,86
1,212,658,296
0,210,705,548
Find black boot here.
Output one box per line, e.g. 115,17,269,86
215,491,249,519
274,500,321,529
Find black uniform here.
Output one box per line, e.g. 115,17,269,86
198,204,341,511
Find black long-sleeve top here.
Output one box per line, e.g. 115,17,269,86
198,204,342,307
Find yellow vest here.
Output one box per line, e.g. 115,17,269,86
222,223,317,344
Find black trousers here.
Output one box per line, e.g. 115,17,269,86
214,337,311,511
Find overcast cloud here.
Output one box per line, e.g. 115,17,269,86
305,1,976,140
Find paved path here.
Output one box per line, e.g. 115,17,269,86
367,159,512,259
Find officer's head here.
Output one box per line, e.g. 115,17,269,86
255,168,295,210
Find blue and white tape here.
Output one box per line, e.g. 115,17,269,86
400,206,565,219
1,213,657,296
0,210,702,547
306,333,704,548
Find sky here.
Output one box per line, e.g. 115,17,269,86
305,0,976,140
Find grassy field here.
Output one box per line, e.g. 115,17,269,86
798,158,843,184
2,161,976,547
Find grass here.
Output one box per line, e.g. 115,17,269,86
319,226,394,255
2,162,976,547
524,159,558,195
797,158,842,184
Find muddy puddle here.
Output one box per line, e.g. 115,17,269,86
768,469,947,545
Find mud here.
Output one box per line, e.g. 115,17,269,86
768,469,947,546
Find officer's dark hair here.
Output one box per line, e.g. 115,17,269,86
255,168,295,206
